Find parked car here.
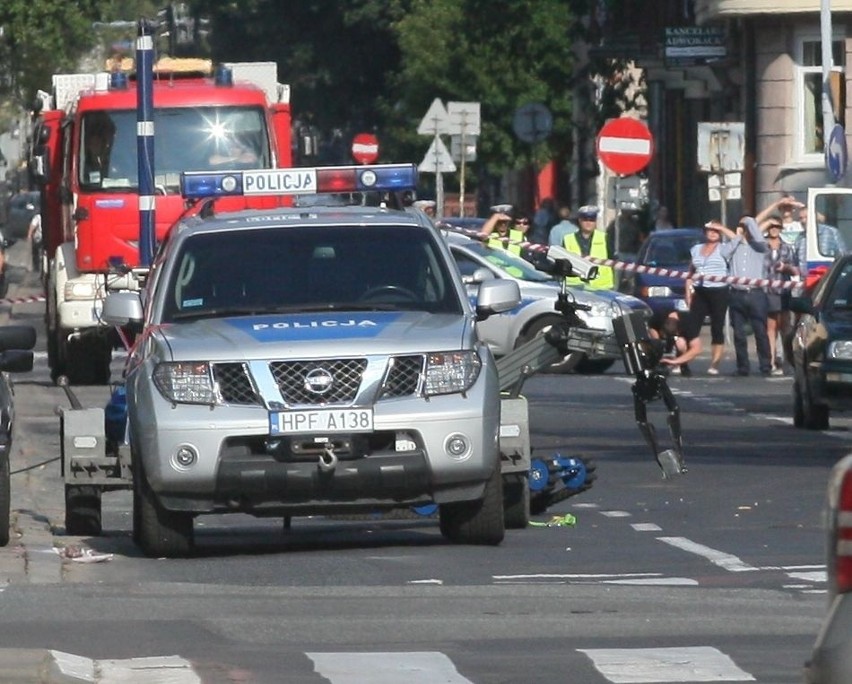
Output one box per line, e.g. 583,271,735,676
789,254,852,430
4,190,40,240
442,230,652,374
0,325,37,546
803,452,852,683
622,228,703,318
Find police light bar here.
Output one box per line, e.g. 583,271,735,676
181,164,418,200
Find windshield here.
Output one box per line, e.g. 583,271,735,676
78,106,271,193
460,241,552,282
642,234,701,266
161,224,463,323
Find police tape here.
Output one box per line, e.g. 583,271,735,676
439,225,799,292
0,294,47,305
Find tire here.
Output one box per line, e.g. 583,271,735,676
135,468,193,558
515,315,578,374
439,467,505,545
793,380,805,428
803,393,829,431
574,357,616,374
64,337,111,386
0,453,10,547
502,473,530,529
64,485,102,536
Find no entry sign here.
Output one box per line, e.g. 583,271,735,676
352,133,379,164
596,118,654,176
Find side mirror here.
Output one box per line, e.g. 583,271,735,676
475,279,521,322
103,291,144,327
462,267,495,285
789,295,814,315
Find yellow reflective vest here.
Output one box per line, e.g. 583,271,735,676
563,231,614,289
488,228,524,256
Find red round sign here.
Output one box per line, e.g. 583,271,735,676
596,117,654,176
351,133,379,164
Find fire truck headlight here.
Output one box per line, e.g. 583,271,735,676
153,362,218,405
424,351,481,396
64,282,97,301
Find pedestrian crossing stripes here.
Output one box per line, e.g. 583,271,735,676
48,647,759,683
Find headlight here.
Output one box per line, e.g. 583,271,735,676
583,300,612,319
641,286,673,298
153,361,218,404
64,281,97,301
424,351,481,396
828,341,852,360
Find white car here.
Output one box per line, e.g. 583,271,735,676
443,231,651,373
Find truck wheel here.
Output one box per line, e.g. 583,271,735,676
65,485,102,536
0,453,10,546
439,467,505,545
135,470,193,558
502,473,529,529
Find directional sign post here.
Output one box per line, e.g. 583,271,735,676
447,102,480,216
417,98,454,217
596,117,654,176
826,123,848,183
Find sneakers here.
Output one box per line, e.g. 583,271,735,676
771,367,784,376
707,367,719,376
669,365,681,375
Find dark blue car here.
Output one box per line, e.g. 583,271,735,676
623,228,703,318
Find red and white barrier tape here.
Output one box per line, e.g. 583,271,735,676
441,225,798,291
0,294,47,305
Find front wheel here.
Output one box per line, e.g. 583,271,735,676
65,485,102,536
502,473,530,530
793,380,805,428
134,468,194,558
439,467,505,545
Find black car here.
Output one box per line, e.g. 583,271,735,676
4,190,39,240
790,254,852,430
0,325,37,546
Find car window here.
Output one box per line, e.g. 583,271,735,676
827,262,852,309
162,224,463,322
645,235,700,266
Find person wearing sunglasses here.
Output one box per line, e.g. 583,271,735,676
482,205,530,257
762,216,799,375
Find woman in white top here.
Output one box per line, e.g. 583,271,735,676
685,221,737,374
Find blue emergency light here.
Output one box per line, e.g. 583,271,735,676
181,163,418,200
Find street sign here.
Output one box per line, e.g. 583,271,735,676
827,123,848,182
417,98,451,136
351,132,379,165
419,137,456,174
450,135,477,163
447,102,481,136
512,103,552,143
596,117,654,176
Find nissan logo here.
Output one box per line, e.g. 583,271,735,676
304,368,334,395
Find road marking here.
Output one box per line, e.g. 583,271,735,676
600,510,632,518
579,646,755,682
657,537,760,572
631,523,662,532
603,577,698,586
494,572,662,580
493,572,697,586
786,570,825,582
307,652,473,684
51,651,201,683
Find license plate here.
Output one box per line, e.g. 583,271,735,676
269,408,373,435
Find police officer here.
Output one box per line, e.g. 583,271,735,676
563,205,614,290
482,205,529,256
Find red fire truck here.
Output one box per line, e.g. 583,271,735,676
30,59,292,384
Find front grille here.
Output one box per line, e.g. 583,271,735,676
270,358,367,406
381,355,423,398
213,363,260,405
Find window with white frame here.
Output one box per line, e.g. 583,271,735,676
796,36,845,162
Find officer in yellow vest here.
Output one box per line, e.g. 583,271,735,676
563,205,615,290
482,205,529,256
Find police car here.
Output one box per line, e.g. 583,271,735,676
103,164,521,557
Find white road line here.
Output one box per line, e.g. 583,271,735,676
51,651,201,683
631,523,662,532
657,537,760,572
786,570,826,583
602,577,699,586
494,572,662,580
579,646,755,683
307,652,473,684
600,510,632,518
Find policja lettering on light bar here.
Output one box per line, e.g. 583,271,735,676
243,169,318,195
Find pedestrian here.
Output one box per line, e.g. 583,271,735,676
563,205,614,290
761,215,799,375
653,310,700,376
531,197,558,244
481,205,529,256
685,220,736,375
714,215,772,376
412,199,437,220
548,205,578,247
654,205,675,230
757,195,804,246
794,205,847,283
26,210,42,274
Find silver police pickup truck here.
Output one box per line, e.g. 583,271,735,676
102,165,521,557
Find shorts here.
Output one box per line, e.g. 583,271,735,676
767,291,790,314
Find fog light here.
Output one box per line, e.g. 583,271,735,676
172,445,198,469
445,433,470,460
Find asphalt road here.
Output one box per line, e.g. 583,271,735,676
0,240,839,683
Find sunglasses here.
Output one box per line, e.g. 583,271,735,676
768,223,782,229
